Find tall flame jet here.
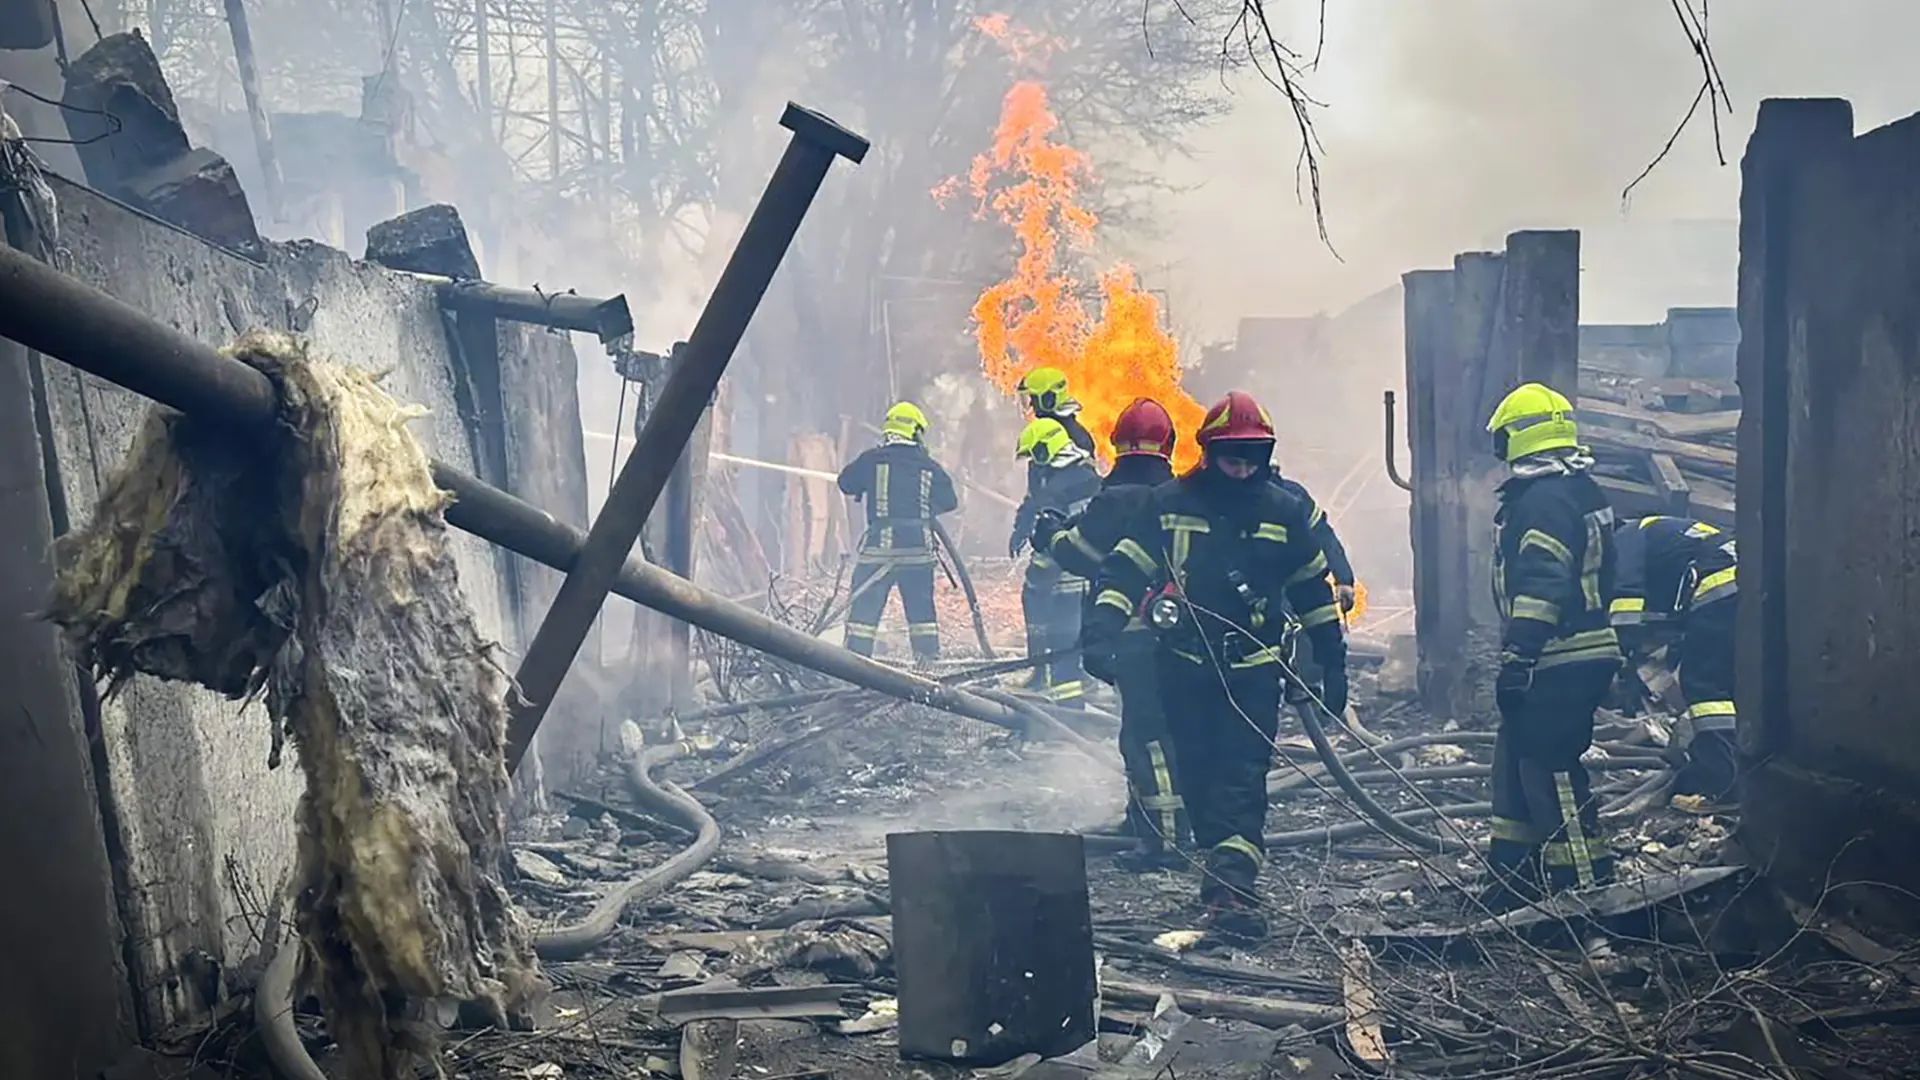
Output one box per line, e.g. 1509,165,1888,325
935,15,1207,471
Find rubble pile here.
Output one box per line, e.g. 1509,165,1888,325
419,679,1920,1080
1578,370,1739,525
46,331,538,1080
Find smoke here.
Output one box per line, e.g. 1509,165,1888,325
1141,0,1920,335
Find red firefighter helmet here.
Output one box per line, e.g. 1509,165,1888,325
1110,397,1176,459
1195,390,1276,446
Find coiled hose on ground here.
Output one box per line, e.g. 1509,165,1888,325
261,739,721,1079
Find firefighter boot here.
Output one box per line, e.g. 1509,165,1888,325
1471,845,1547,917
1198,846,1267,943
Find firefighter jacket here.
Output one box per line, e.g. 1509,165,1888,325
1044,455,1174,630
1086,469,1345,671
1610,516,1736,642
1013,457,1101,568
837,440,958,564
1273,475,1355,586
1493,456,1623,672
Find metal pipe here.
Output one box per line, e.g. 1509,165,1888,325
436,280,634,345
221,0,285,220
0,241,1089,753
505,103,869,771
1383,390,1413,492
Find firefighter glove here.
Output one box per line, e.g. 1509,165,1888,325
1495,655,1534,721
1032,507,1066,551
1321,659,1349,719
1007,529,1026,559
1336,583,1357,613
1083,643,1118,686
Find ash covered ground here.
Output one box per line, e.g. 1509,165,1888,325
383,668,1920,1080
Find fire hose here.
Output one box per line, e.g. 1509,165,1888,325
931,517,996,659
533,739,722,959
260,738,722,1079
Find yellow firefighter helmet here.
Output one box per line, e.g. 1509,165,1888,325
1486,382,1578,463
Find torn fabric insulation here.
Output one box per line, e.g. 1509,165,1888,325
47,331,540,1080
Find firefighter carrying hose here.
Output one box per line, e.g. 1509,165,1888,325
1032,398,1188,866
1084,391,1349,941
1610,515,1739,805
837,402,958,663
1483,382,1623,910
1013,417,1101,705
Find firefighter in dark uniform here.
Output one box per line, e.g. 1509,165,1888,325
1033,398,1188,864
1610,515,1739,803
1084,391,1349,940
1483,382,1624,909
1012,417,1102,705
837,402,958,662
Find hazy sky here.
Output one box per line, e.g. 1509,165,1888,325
1132,0,1920,338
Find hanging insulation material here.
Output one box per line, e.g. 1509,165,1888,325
46,330,540,1080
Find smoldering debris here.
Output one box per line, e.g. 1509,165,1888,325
47,330,539,1080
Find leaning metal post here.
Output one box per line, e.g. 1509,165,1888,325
0,242,1125,760
503,103,870,771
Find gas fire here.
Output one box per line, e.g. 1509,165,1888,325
938,18,1208,471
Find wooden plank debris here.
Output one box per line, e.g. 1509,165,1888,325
1340,941,1389,1065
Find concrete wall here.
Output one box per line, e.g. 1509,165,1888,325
1579,307,1739,381
1736,98,1920,933
26,176,592,1033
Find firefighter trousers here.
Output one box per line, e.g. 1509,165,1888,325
1490,659,1618,896
1022,563,1087,705
1675,598,1739,801
845,555,939,661
1158,652,1280,904
1115,635,1188,853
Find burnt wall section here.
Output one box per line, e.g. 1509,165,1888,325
0,309,139,1079
1401,230,1580,720
1735,98,1920,934
29,176,589,1031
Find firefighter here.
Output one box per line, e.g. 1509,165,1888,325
1083,391,1348,940
1015,366,1097,467
1272,471,1359,613
837,402,958,663
1610,515,1739,804
1032,397,1188,864
1013,417,1102,706
1483,382,1623,910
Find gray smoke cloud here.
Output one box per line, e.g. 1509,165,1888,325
1138,0,1920,335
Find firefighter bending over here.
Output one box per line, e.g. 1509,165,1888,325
1032,398,1188,866
1013,417,1101,705
837,402,958,662
1483,382,1623,910
1084,391,1349,941
1611,515,1739,804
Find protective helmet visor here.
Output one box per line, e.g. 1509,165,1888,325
1492,426,1510,461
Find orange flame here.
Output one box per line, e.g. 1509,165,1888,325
941,23,1208,472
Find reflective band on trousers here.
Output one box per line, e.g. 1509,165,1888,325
1552,771,1597,888
1213,834,1262,868
1684,699,1737,734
